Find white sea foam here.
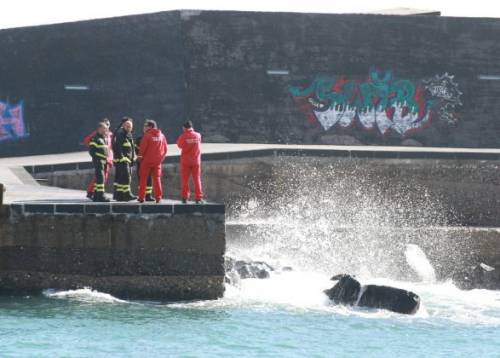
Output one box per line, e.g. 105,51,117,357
43,287,127,304
405,244,437,283
222,161,500,326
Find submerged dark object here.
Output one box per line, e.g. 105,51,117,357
324,274,420,315
225,258,274,281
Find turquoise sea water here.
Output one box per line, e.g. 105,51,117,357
1,273,500,357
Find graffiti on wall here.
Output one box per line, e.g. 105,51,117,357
289,68,462,137
0,100,28,142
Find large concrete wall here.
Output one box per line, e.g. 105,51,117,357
0,12,185,157
183,11,500,147
0,202,225,300
1,10,500,157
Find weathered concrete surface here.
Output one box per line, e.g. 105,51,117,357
2,11,500,156
0,203,225,300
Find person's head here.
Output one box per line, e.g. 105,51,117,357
183,121,193,131
122,117,133,133
96,122,108,136
102,118,110,128
143,119,157,132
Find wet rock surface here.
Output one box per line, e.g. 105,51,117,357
225,257,275,282
325,274,421,315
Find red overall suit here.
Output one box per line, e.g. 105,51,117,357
138,128,167,201
84,130,113,194
176,128,203,201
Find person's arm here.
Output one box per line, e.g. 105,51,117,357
161,135,168,160
84,130,96,146
89,138,107,160
139,135,149,160
89,139,96,158
176,133,185,149
114,131,125,161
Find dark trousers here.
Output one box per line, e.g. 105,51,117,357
137,161,153,196
114,161,132,194
93,158,108,193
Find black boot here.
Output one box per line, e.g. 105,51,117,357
121,191,137,202
115,191,123,202
86,192,94,200
93,192,110,202
145,194,155,202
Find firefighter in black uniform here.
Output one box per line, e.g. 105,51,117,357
89,122,110,202
112,117,136,201
135,124,155,202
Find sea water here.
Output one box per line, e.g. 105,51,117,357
2,162,500,357
1,272,500,357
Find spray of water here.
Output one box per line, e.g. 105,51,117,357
227,157,466,281
405,244,437,283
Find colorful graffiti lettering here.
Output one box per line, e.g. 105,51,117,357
289,68,462,137
0,100,28,142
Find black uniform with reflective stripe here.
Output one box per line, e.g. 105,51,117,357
113,128,135,196
113,128,135,163
89,133,109,161
89,133,109,193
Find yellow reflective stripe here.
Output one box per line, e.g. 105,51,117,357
122,141,132,147
119,157,131,163
115,184,131,191
95,152,107,159
89,142,107,148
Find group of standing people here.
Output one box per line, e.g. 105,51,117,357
86,117,203,204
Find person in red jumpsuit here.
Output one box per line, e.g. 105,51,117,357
137,119,167,203
83,118,113,200
176,121,204,204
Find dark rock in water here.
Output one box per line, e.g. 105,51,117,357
324,274,361,305
453,263,499,290
236,261,271,279
282,266,293,272
358,285,420,315
224,257,274,280
325,274,420,315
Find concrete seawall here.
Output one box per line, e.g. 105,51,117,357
0,201,225,300
0,150,227,300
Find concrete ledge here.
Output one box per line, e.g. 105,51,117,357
9,202,225,215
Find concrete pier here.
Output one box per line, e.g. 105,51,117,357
0,151,225,300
